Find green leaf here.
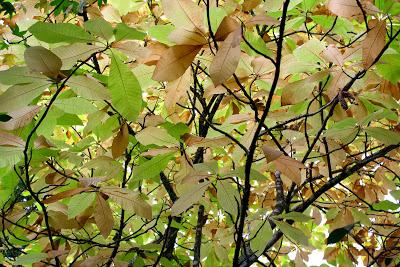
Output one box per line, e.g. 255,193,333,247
54,97,98,114
0,146,23,168
250,221,273,256
114,23,146,41
14,252,48,265
131,152,175,181
148,24,175,45
365,127,400,145
376,54,400,83
29,22,95,43
67,75,111,101
136,126,177,147
326,223,355,244
275,212,313,222
0,82,50,112
273,219,309,246
84,18,114,40
373,200,400,211
0,66,47,85
216,179,240,216
68,192,96,219
108,50,142,121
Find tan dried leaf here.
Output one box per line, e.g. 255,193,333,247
112,123,129,159
101,186,152,220
94,194,114,238
363,19,386,68
152,45,202,82
210,29,242,86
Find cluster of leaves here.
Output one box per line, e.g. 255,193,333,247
0,0,399,266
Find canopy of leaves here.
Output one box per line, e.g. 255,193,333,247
0,0,399,266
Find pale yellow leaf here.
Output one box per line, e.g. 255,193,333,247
171,181,210,216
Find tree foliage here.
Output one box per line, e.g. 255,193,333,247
0,0,399,266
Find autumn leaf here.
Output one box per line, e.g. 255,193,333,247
209,29,242,86
101,186,152,220
152,45,202,82
112,123,129,159
94,193,114,238
24,46,62,79
363,19,386,68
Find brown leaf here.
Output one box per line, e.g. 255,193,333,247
0,106,41,131
262,145,283,163
363,19,386,68
164,68,191,119
101,186,152,220
162,0,205,33
94,193,114,238
262,145,305,185
112,123,129,159
43,188,88,204
246,15,279,27
168,28,207,45
321,44,344,67
111,41,151,61
0,130,25,147
215,16,240,41
152,45,202,82
210,29,242,86
327,0,380,18
24,46,62,79
242,0,262,11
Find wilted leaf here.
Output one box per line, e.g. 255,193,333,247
152,45,202,82
24,46,62,78
0,106,41,131
209,29,242,86
363,19,386,68
112,123,129,159
94,194,114,238
101,186,152,220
